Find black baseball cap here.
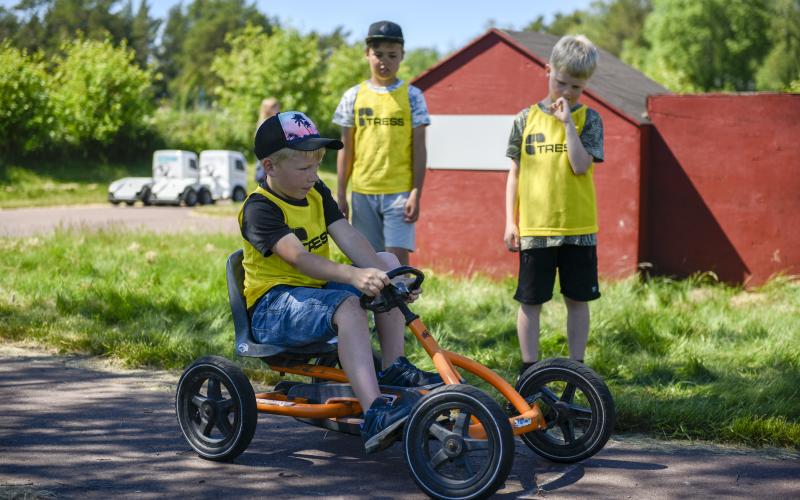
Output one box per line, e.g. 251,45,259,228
365,20,404,44
254,111,343,160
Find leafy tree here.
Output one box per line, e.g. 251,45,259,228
319,43,369,134
755,0,800,90
210,25,323,145
48,36,155,152
0,41,51,157
640,0,771,91
128,0,160,68
160,0,272,108
399,47,440,81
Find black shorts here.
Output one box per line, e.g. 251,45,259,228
514,245,600,305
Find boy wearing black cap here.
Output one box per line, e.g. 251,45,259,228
241,111,440,453
333,20,430,267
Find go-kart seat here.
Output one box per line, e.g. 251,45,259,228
226,249,337,358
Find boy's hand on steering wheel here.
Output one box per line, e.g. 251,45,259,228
392,276,422,303
351,267,390,297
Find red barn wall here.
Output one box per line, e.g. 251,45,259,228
413,35,643,279
646,94,800,285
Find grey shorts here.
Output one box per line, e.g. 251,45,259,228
351,192,415,252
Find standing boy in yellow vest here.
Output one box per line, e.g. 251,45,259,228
503,35,605,378
241,111,440,454
333,20,430,266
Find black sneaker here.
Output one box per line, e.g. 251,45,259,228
361,393,419,454
377,356,443,387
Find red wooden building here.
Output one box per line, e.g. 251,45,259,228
411,29,666,279
646,93,800,285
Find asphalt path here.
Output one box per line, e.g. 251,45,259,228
1,344,798,499
0,204,239,237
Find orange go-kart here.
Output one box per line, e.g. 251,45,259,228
176,250,615,499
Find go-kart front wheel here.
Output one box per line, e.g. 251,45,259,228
176,356,257,461
517,358,615,463
403,385,514,500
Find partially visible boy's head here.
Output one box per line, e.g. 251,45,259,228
365,20,405,84
254,111,342,161
549,34,598,80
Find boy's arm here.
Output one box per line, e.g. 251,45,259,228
404,125,427,222
504,159,520,252
551,97,592,175
327,219,390,270
271,232,389,297
336,126,355,217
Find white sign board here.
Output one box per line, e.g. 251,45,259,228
426,115,515,171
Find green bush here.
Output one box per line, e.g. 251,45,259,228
211,25,324,141
0,42,51,157
150,106,248,154
48,37,155,154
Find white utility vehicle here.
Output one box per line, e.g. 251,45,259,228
198,150,249,204
147,150,202,206
107,177,154,206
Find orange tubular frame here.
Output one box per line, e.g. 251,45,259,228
254,315,546,437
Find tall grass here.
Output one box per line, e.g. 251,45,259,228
0,159,150,208
0,229,798,449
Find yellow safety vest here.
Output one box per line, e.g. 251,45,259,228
352,81,413,194
238,185,331,308
518,104,598,236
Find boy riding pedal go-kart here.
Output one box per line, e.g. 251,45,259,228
176,111,615,500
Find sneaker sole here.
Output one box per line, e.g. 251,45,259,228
364,415,408,454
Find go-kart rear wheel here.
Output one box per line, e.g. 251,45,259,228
176,355,257,462
403,385,514,500
517,358,615,463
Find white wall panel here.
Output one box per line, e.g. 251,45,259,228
426,115,515,170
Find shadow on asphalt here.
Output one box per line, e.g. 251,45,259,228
2,349,799,499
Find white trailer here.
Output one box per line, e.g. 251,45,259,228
147,150,202,206
107,177,154,205
198,150,249,204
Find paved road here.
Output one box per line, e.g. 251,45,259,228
1,344,798,499
0,204,238,237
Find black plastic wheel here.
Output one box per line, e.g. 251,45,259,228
517,358,615,463
176,355,257,461
125,200,135,206
140,187,152,206
182,188,198,207
403,385,514,500
232,186,246,202
198,188,213,205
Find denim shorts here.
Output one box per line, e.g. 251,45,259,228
351,192,415,252
251,282,360,347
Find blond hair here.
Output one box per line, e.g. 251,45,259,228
266,147,325,166
258,97,281,123
550,35,598,79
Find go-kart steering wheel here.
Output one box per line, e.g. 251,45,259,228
359,266,424,313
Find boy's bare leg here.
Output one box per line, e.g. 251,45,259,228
334,296,380,409
374,251,405,368
564,297,589,361
385,247,409,266
517,303,542,363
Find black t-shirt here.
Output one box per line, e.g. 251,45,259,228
240,180,344,257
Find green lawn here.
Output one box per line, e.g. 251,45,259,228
0,228,798,449
0,159,151,208
0,154,338,209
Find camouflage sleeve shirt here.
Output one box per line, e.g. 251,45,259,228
506,102,604,248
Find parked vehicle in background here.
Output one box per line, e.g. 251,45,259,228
147,150,201,206
107,177,154,206
198,150,248,204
